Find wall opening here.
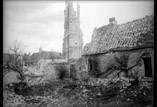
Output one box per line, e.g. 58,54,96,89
93,59,99,72
143,57,153,77
88,59,93,71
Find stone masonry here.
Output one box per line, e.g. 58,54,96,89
62,1,83,61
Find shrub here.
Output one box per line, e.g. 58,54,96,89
6,62,24,81
12,82,30,96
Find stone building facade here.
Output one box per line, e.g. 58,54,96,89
62,1,83,61
81,15,154,80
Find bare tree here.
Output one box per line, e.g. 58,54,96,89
9,40,26,62
7,40,27,81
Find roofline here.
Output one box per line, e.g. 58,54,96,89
83,45,154,56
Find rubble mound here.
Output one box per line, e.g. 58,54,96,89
3,76,153,107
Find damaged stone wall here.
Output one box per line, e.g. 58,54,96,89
83,48,154,80
35,59,70,81
97,52,119,73
127,48,154,80
43,64,58,81
37,59,53,71
75,57,87,72
68,57,89,80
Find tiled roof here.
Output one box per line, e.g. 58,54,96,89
83,15,154,55
31,51,63,63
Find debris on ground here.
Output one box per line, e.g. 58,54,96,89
3,66,153,107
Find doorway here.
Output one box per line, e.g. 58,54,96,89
88,59,93,71
143,57,153,77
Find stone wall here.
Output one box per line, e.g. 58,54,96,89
37,59,53,70
43,64,58,81
83,48,154,79
97,52,119,73
127,48,154,79
74,57,87,72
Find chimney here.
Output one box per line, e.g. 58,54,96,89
109,17,117,25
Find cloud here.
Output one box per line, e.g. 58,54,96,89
3,1,154,54
3,1,53,15
3,1,64,24
3,1,65,53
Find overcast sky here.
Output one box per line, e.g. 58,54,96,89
3,1,154,54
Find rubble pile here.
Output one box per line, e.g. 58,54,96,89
3,90,70,107
76,77,131,88
60,78,153,107
104,82,153,106
3,73,153,107
23,67,46,86
24,75,48,86
3,90,25,107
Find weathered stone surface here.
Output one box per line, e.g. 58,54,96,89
97,52,119,73
77,71,89,81
3,71,21,86
127,48,154,79
82,47,154,79
119,71,127,78
107,70,121,79
37,59,53,71
44,64,58,81
63,2,83,60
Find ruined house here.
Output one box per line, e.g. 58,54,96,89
82,15,154,80
31,48,62,64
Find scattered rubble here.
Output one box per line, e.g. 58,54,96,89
3,64,153,107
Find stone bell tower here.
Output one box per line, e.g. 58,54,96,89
62,1,83,61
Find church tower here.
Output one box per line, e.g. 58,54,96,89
62,1,83,61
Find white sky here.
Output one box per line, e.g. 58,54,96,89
3,1,154,54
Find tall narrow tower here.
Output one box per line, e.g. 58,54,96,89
62,1,83,61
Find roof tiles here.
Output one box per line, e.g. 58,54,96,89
83,15,154,55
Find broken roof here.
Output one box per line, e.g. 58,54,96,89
83,15,154,55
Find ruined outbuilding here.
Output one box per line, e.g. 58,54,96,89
82,15,154,80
